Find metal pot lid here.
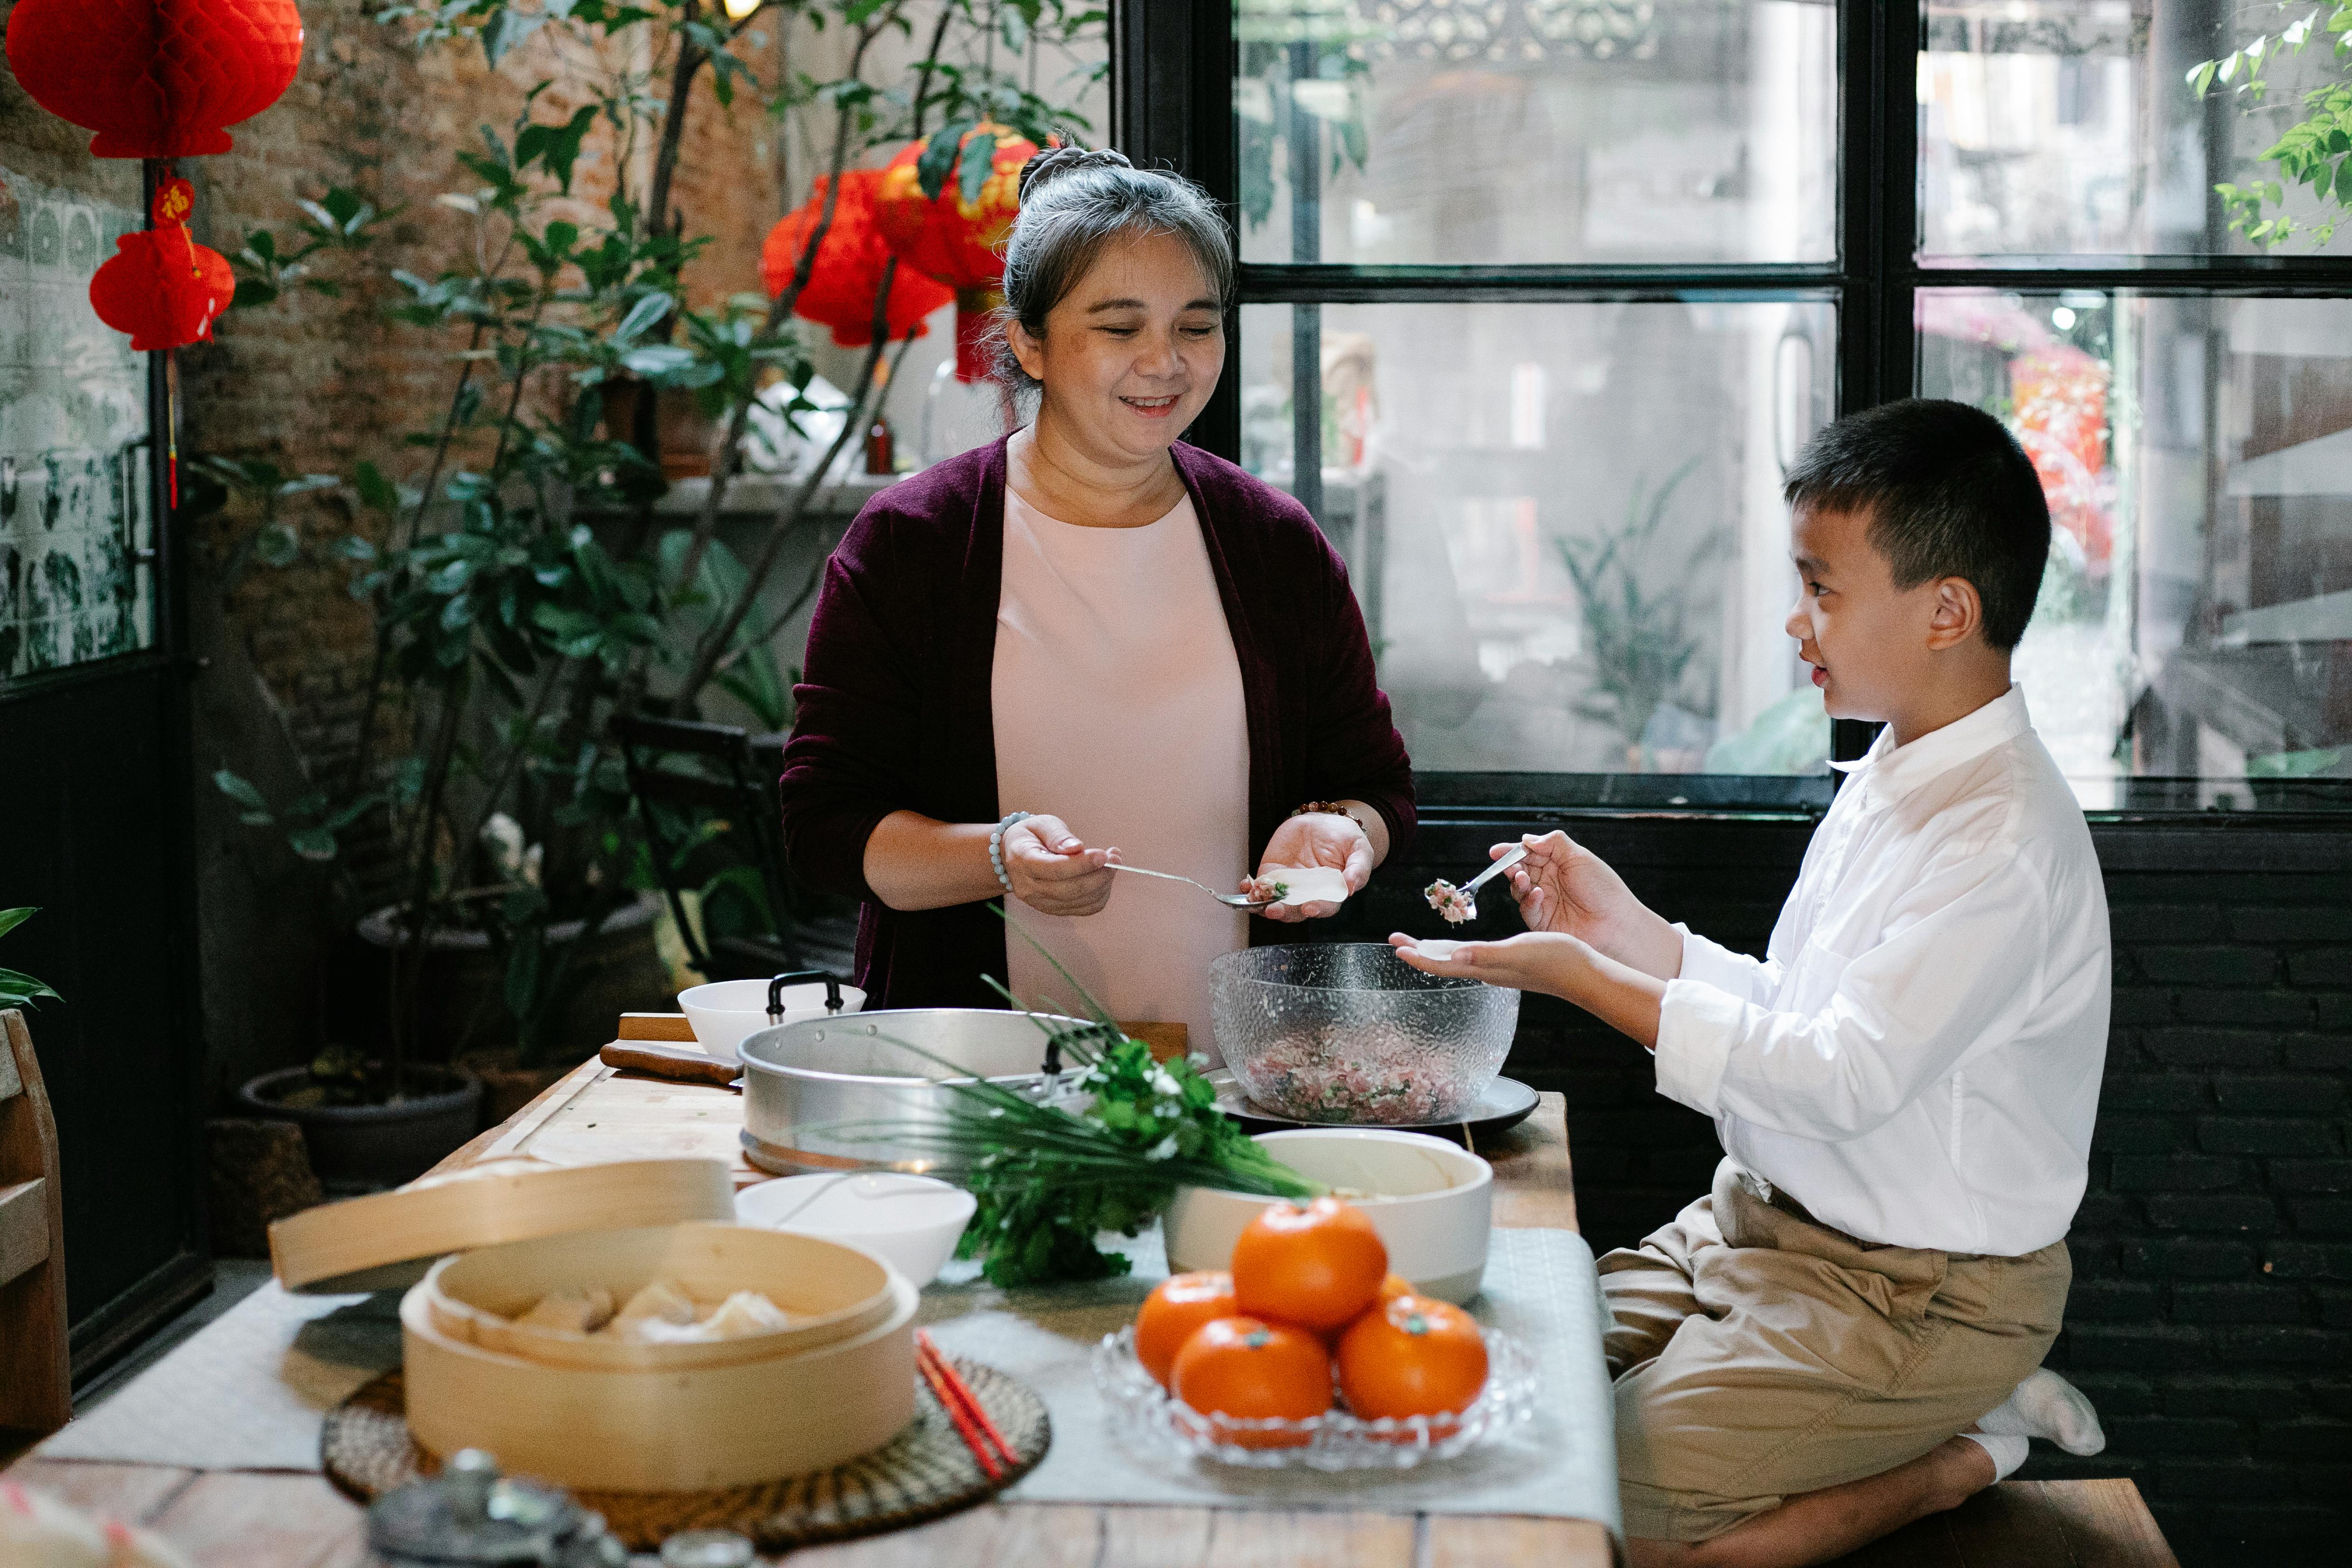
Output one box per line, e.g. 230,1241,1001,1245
736,1007,1098,1084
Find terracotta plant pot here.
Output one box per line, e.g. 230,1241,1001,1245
237,1063,483,1194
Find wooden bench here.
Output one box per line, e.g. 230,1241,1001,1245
1834,1477,2177,1567
0,1008,70,1452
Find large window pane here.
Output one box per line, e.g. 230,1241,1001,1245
1920,1,2352,259
1236,0,1837,267
1240,299,1835,777
1919,290,2352,804
0,170,154,681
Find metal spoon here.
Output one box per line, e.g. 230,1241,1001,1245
1107,862,1277,910
1429,844,1530,921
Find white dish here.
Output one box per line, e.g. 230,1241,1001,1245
735,1173,976,1286
1163,1128,1493,1303
679,977,867,1063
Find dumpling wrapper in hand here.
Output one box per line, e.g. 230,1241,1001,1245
513,1286,615,1336
1253,865,1351,908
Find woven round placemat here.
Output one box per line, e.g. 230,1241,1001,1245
322,1357,1050,1553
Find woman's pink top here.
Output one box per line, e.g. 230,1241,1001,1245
780,436,1414,1015
992,487,1249,1058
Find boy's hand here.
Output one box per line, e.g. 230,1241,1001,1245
1389,927,1668,1050
1387,930,1595,994
1499,832,1684,981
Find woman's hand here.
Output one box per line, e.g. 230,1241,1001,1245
1250,812,1373,923
1499,832,1684,981
1003,814,1120,917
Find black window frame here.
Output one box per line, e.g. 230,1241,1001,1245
1111,0,2352,804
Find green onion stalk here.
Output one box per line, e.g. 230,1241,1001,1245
825,914,1324,1287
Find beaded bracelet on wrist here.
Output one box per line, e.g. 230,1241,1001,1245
988,811,1032,896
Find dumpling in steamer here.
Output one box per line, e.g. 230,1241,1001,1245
698,1289,794,1338
605,1278,700,1341
611,1287,795,1344
513,1286,615,1335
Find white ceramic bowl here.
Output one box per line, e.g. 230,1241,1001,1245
735,1173,976,1286
679,977,867,1064
1162,1129,1493,1304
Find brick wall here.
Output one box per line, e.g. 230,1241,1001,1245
1338,807,2352,1566
5,2,796,1094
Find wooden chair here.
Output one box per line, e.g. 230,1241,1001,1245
0,1008,70,1444
613,714,806,982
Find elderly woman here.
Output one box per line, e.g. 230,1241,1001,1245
779,147,1413,1054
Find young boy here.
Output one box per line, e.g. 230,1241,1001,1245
1396,399,2110,1568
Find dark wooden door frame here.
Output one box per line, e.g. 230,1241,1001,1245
0,159,211,1380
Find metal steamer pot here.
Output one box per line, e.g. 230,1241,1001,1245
735,1008,1089,1176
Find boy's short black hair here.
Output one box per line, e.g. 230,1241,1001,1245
1782,398,2051,650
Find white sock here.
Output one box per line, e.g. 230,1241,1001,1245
1961,1431,2030,1481
1975,1367,2106,1456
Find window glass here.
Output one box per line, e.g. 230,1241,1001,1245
1919,289,2352,803
0,168,154,681
1235,0,1838,267
1239,298,1836,776
1919,0,2352,259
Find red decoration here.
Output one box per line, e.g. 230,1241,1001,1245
5,0,304,160
761,171,952,348
88,178,235,352
875,124,1041,381
2009,345,2114,572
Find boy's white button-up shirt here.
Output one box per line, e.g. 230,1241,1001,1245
1656,685,2109,1256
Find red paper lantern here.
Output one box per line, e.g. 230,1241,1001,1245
89,182,235,352
5,0,304,160
875,124,1040,381
761,171,952,348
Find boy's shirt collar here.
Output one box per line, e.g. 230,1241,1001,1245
1827,684,2031,804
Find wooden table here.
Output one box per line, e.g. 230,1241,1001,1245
4,1060,1613,1567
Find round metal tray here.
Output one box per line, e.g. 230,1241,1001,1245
1208,1070,1540,1139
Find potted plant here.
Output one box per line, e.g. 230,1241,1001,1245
199,0,1101,1175
0,908,60,1014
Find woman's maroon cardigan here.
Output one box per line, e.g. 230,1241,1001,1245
779,435,1416,1011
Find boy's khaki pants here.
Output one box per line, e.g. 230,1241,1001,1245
1602,1158,2070,1542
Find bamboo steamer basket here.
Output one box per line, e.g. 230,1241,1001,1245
400,1230,920,1492
418,1221,898,1371
269,1157,739,1293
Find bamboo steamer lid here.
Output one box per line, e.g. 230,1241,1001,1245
268,1158,738,1294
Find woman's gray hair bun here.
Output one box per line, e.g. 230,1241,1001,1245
1016,144,1134,204
993,146,1235,392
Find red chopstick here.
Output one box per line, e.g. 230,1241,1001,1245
917,1330,1016,1473
917,1343,1001,1479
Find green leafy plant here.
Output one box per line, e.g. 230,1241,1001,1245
1235,0,1376,233
2192,4,2352,247
200,2,1104,1087
845,930,1321,1286
0,908,61,1012
1554,458,1722,754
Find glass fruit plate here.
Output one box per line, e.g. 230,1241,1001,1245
1092,1325,1540,1470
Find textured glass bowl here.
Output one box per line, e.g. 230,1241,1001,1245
1093,1325,1539,1470
1210,944,1519,1125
